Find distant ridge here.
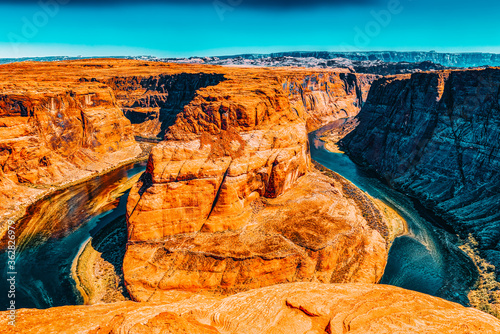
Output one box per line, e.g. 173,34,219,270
215,51,500,68
2,51,500,69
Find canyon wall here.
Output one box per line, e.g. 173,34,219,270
282,72,376,131
7,283,500,334
1,59,392,315
342,68,500,271
0,79,141,222
99,73,226,139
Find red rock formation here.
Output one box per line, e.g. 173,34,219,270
122,64,387,300
282,72,376,131
0,59,388,315
0,74,141,222
6,283,500,333
125,172,388,301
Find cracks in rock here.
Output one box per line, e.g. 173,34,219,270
205,161,232,222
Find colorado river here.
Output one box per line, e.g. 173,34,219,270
310,127,477,306
0,161,147,310
0,127,478,311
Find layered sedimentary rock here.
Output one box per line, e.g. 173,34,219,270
0,77,141,222
342,68,500,271
125,172,388,301
0,60,369,221
99,73,226,139
7,283,500,334
282,72,376,131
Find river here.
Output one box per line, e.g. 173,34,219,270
309,125,477,306
0,161,147,310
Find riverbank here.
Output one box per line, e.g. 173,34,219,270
313,161,407,246
0,159,148,310
72,218,130,306
0,142,153,242
315,117,359,154
71,172,143,305
310,127,478,307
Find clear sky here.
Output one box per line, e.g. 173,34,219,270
0,0,499,58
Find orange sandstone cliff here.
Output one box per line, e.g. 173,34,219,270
0,62,145,223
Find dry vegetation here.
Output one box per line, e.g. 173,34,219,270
459,234,500,318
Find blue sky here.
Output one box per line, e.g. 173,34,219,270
0,0,499,58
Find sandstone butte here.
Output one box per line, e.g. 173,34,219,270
4,283,500,333
2,59,499,333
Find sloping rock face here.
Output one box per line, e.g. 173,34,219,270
282,72,376,132
7,283,500,334
0,77,141,222
342,68,500,271
125,172,388,301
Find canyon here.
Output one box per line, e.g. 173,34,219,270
342,69,500,276
1,59,500,332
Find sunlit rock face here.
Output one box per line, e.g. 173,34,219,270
0,71,141,222
342,68,500,271
7,283,500,334
281,72,377,132
125,172,388,301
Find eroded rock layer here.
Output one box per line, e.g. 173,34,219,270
7,283,500,334
99,73,226,139
342,68,500,271
125,172,388,302
0,59,371,224
0,77,141,222
0,59,388,309
281,72,376,131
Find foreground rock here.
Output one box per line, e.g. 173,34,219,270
7,283,500,333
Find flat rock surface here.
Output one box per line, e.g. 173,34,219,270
6,282,500,334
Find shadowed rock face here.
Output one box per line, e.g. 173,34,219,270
6,283,500,334
342,68,500,271
99,73,226,139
